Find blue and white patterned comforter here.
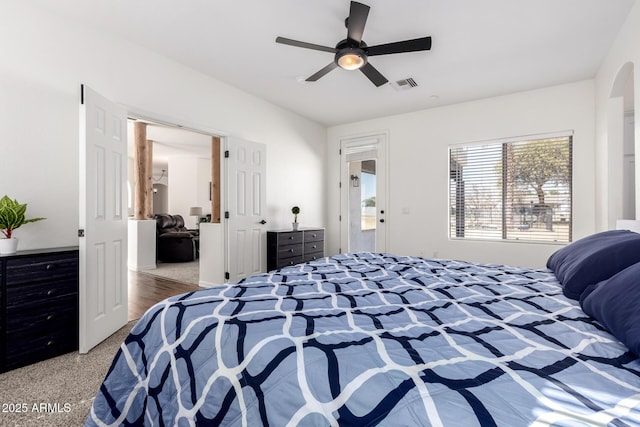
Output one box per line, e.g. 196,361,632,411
87,253,640,426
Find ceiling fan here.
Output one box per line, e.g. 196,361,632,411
275,1,432,87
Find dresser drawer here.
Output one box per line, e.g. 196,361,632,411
303,230,324,242
5,327,78,370
6,253,78,285
278,244,303,259
277,255,304,268
6,277,78,309
277,231,303,245
6,295,78,334
304,241,323,254
303,252,323,263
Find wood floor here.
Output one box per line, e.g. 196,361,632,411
128,270,200,321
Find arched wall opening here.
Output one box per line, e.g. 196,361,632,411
607,62,635,228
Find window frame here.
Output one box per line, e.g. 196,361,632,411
449,131,573,244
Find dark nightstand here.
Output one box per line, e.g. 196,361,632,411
0,247,79,372
267,229,324,270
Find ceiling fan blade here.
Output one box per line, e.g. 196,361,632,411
275,36,337,53
367,36,432,56
306,62,339,82
360,62,388,87
346,1,370,43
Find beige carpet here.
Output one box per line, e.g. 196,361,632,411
0,321,135,427
140,260,199,285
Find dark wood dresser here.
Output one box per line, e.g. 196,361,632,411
0,247,79,372
267,229,324,270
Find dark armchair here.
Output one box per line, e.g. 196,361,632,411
154,214,199,262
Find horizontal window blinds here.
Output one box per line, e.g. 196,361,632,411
450,134,572,243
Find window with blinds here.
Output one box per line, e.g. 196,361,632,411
449,133,572,243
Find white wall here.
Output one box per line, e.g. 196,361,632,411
0,2,326,251
623,112,636,219
328,81,596,268
167,156,211,229
152,184,169,215
595,1,640,230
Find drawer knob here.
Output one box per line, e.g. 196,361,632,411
46,263,58,270
46,340,55,347
289,249,294,252
312,245,317,249
289,236,294,240
311,234,316,237
46,314,55,321
47,289,57,296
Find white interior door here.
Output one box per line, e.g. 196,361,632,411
79,85,128,353
225,137,267,281
340,134,388,253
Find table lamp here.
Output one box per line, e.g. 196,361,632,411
189,206,203,229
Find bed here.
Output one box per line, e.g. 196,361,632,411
87,234,640,426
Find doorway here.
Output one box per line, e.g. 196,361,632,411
340,133,388,253
126,118,219,286
127,119,215,224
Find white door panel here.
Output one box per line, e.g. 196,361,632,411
79,85,128,353
226,138,267,281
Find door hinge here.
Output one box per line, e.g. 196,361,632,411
224,150,230,158
225,272,230,280
80,84,85,105
339,148,342,155
339,182,342,188
339,215,342,221
78,229,85,237
224,211,230,219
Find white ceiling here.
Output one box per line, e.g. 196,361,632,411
126,120,213,172
35,0,635,127
37,0,637,166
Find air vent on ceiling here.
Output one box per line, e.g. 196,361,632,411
391,77,418,91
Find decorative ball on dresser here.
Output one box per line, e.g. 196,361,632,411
291,205,300,231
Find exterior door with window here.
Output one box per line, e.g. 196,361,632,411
340,134,388,253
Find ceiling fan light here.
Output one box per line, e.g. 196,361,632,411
336,49,366,70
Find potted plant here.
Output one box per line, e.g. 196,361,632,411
291,206,300,231
0,195,46,254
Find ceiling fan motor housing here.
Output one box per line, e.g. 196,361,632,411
335,39,368,70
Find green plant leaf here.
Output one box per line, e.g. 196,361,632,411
0,195,46,237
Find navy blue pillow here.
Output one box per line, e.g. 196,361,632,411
580,262,640,356
547,229,640,300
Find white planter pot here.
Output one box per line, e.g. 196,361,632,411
292,222,299,231
0,237,18,254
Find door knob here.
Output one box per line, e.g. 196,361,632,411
259,219,267,224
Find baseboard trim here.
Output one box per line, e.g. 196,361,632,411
128,264,157,272
198,280,219,288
